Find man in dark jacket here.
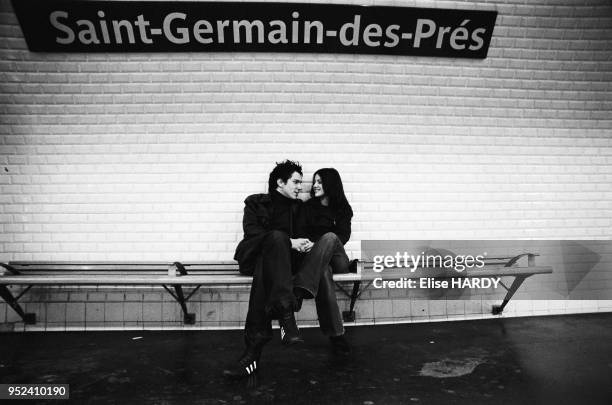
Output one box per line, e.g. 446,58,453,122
224,160,311,378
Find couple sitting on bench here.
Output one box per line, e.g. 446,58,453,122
224,160,355,378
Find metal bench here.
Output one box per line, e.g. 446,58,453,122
354,253,553,315
0,253,552,326
0,261,363,325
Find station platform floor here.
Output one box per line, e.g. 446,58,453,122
1,313,611,404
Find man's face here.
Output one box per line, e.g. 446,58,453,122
276,171,303,199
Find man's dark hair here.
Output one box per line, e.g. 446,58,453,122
268,160,303,193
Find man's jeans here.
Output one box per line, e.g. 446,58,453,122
244,230,296,345
244,231,348,344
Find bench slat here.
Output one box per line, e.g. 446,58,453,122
0,267,552,285
9,261,238,265
8,263,240,271
359,265,552,280
0,273,363,285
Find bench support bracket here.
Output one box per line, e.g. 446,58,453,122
492,275,529,315
492,254,537,315
160,263,197,324
0,285,36,324
336,280,373,322
1,263,20,275
162,284,197,324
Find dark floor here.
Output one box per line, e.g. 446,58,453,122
1,313,612,405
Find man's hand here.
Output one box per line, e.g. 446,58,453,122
291,238,312,253
301,240,314,253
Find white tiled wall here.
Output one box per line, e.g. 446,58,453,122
1,0,611,329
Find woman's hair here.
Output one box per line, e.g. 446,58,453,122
310,168,352,214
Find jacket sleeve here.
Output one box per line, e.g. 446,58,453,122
334,207,353,245
242,197,268,239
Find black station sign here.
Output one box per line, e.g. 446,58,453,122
12,0,497,58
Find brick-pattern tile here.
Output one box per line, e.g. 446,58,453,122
1,1,611,327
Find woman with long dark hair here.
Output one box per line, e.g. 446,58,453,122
306,168,353,249
293,168,355,353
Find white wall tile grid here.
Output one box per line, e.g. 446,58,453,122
1,0,611,324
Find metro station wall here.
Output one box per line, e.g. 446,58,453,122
1,0,611,328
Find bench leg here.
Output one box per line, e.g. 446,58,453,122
173,285,196,324
343,281,361,322
335,280,372,323
0,285,36,324
492,275,528,315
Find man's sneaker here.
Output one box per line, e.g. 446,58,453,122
279,311,304,345
330,335,351,354
223,347,261,379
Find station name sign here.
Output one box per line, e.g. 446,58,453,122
12,0,497,58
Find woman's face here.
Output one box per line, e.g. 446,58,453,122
312,174,325,198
